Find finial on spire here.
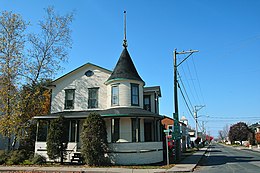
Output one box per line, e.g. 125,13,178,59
123,10,128,48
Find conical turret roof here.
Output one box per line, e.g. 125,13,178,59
106,48,144,83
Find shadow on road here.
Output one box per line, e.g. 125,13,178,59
199,155,260,166
198,144,260,166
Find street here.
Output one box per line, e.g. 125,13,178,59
194,143,260,173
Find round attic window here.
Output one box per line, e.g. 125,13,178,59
85,70,94,77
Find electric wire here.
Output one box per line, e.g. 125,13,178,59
176,53,205,132
192,57,206,104
178,83,204,132
178,71,194,112
185,60,202,104
178,80,194,120
180,65,197,104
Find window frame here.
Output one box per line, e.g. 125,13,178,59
131,83,139,106
111,85,119,106
88,87,99,109
64,89,75,110
144,95,151,111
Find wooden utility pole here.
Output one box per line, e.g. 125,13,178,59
194,105,205,139
173,49,198,161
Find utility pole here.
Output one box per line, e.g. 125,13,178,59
194,105,205,139
173,49,198,161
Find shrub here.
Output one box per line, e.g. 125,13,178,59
47,115,68,164
8,150,27,165
23,160,33,165
0,150,8,164
31,154,46,165
81,113,108,166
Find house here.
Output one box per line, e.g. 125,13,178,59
34,41,163,165
249,123,260,145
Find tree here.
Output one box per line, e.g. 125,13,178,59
218,130,224,142
18,81,51,152
228,122,250,145
218,124,229,142
25,6,73,84
0,7,73,153
81,113,108,166
0,11,27,151
46,116,68,164
18,7,73,151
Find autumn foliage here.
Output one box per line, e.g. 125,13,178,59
0,7,73,153
255,132,260,144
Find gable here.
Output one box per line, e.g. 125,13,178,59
50,63,112,113
50,63,112,87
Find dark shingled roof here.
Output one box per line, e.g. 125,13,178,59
106,48,144,83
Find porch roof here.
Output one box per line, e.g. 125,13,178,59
34,108,162,119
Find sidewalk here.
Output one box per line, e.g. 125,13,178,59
235,145,260,152
167,147,208,173
0,147,208,173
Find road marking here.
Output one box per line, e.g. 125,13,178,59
205,146,212,157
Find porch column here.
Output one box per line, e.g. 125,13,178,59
75,120,78,142
136,117,139,142
36,121,39,142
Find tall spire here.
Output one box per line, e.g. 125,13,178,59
123,10,128,48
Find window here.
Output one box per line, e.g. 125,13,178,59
111,118,120,143
132,118,140,142
131,84,139,106
111,85,119,106
88,88,99,108
144,95,151,111
65,89,75,109
85,70,94,77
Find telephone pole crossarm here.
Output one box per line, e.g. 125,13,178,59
176,50,199,67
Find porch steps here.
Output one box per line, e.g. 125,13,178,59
71,152,83,164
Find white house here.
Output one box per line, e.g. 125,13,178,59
34,42,163,165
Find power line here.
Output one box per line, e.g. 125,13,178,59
178,71,194,111
192,57,206,104
178,82,194,120
180,64,197,104
186,60,202,104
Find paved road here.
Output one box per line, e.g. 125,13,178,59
194,143,260,173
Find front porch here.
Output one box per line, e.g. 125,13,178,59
34,109,164,165
34,141,163,165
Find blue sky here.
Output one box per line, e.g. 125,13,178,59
2,0,260,137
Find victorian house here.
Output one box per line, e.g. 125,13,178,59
34,33,163,164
